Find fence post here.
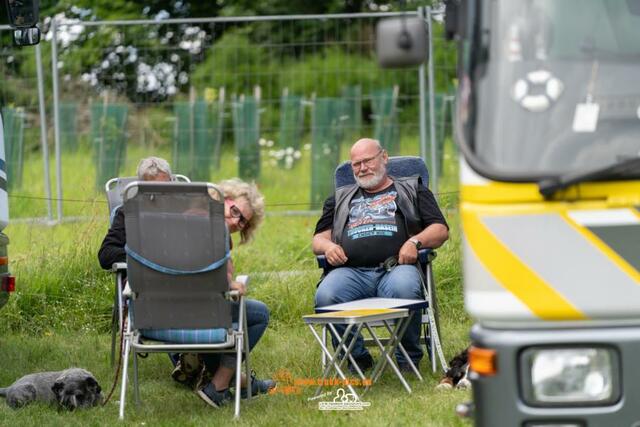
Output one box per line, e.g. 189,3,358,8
426,6,438,195
418,7,430,187
51,17,63,221
35,43,53,221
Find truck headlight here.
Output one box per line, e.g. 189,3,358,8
521,347,620,406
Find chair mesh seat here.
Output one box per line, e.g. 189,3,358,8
141,327,228,344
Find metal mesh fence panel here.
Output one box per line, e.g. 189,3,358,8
0,12,458,220
59,102,78,152
49,14,436,214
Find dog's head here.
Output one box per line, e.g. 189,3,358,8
51,368,102,410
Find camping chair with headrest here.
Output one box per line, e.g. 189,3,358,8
316,156,448,374
117,181,250,419
104,174,190,366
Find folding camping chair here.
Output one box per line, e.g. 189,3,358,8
104,174,190,366
315,156,448,375
118,181,250,419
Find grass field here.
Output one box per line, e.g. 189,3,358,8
0,136,471,425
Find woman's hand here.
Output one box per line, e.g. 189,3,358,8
230,280,247,296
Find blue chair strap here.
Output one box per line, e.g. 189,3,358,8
125,245,230,275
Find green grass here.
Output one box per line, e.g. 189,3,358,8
0,134,469,424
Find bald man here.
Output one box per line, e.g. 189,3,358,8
312,138,449,373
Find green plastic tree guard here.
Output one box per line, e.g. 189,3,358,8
172,99,224,182
341,85,362,139
231,95,261,181
277,92,304,168
371,86,400,156
59,102,78,152
91,103,128,191
310,97,345,209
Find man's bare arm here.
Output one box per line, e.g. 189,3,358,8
398,223,449,264
312,229,348,266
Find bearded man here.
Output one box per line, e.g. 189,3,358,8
312,138,449,373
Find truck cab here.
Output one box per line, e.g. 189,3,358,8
455,0,640,425
377,0,640,425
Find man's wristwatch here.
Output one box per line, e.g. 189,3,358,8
409,238,422,250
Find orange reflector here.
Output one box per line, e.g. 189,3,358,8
0,257,7,266
469,346,497,376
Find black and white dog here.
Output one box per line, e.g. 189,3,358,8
436,348,471,390
0,368,102,410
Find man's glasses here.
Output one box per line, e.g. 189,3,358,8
351,149,384,170
229,204,248,229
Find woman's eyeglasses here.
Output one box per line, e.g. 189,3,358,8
229,204,248,229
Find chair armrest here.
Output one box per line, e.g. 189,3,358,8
418,249,436,265
111,262,127,273
316,255,327,270
226,289,241,301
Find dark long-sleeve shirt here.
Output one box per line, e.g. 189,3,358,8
98,207,126,270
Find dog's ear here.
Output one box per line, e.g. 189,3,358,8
52,381,65,399
84,376,101,394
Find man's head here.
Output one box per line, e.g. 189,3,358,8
137,157,172,182
350,138,388,190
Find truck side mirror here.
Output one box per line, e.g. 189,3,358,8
5,0,41,46
13,27,40,46
376,16,428,68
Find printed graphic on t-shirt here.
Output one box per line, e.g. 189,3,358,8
346,191,398,240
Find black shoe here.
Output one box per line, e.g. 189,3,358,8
196,383,233,408
348,353,374,375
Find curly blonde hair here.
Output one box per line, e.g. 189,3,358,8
217,178,265,244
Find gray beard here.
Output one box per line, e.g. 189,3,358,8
354,170,386,190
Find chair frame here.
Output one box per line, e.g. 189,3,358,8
119,285,251,420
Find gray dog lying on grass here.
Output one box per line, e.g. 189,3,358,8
0,368,102,410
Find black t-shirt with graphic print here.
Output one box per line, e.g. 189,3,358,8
314,183,447,268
